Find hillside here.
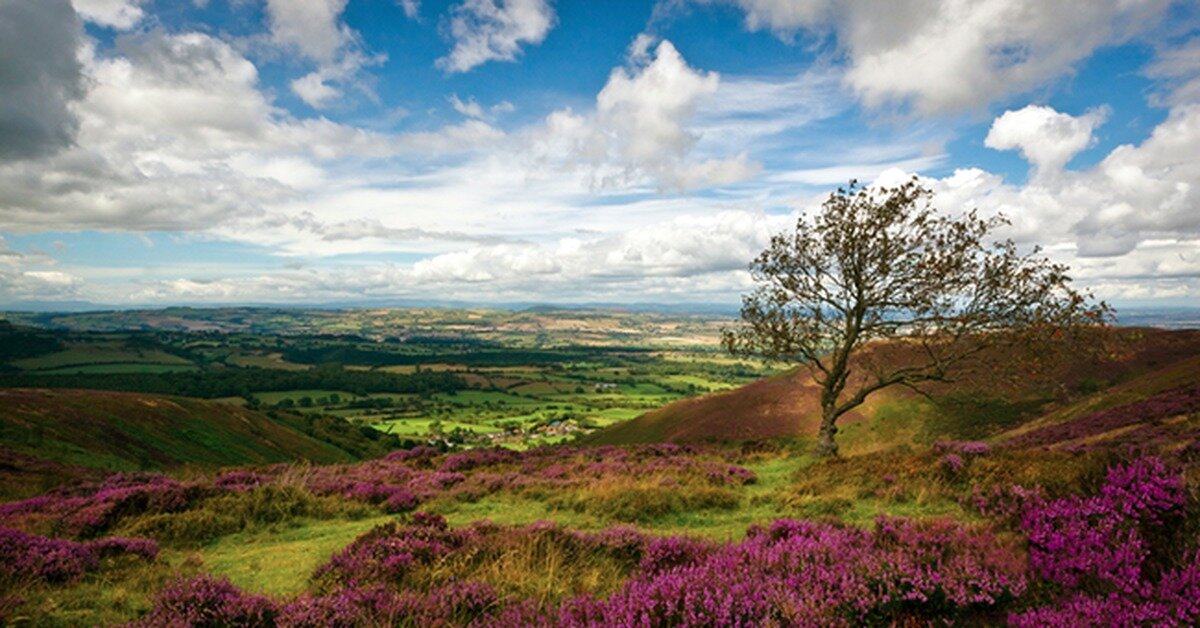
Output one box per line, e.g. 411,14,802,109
0,389,358,499
588,328,1200,448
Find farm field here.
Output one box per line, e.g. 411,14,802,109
0,309,771,448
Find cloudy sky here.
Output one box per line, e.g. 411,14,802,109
0,0,1197,308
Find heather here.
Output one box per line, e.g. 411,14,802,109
0,526,157,585
1005,383,1200,449
4,419,1200,624
117,452,1199,627
128,514,1027,626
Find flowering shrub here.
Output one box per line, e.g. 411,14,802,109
0,473,205,537
565,516,1025,626
0,527,97,583
298,444,757,519
299,514,1024,626
0,527,157,584
1013,456,1198,623
1007,384,1200,449
213,470,271,491
637,535,716,575
935,440,992,456
132,575,277,627
88,536,159,561
941,453,966,476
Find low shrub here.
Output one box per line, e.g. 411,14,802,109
132,574,277,627
0,527,157,585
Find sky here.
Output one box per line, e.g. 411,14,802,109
0,0,1197,309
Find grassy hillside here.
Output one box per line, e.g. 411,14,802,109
589,328,1200,448
0,389,358,498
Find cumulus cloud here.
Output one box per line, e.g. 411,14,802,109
438,0,555,73
0,30,503,234
0,236,82,303
264,0,383,108
71,0,148,30
0,0,86,162
695,0,1174,113
985,105,1108,174
533,40,760,191
925,103,1200,269
290,71,341,109
266,0,352,63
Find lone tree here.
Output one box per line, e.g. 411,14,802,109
723,178,1110,458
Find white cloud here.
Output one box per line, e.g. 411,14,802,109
265,0,351,64
398,0,420,20
264,0,384,108
71,0,148,30
449,94,515,120
104,210,788,305
533,40,760,191
438,0,555,73
291,71,341,109
0,236,82,303
0,31,503,234
985,105,1108,174
1145,37,1200,107
915,103,1200,299
696,0,1175,113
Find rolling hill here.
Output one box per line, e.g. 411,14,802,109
587,329,1200,449
0,388,359,499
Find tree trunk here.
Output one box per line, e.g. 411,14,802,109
815,405,839,458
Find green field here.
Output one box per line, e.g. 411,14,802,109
0,309,774,448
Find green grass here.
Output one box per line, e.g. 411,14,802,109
13,346,194,370
200,516,394,595
37,363,199,374
434,390,542,405
370,418,502,436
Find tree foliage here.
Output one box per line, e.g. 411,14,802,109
724,178,1110,457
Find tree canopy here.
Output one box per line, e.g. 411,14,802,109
723,178,1110,457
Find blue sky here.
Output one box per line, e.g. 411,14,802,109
0,0,1197,308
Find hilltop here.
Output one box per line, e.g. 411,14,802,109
588,328,1200,449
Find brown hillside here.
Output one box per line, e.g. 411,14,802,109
0,388,355,498
588,328,1200,446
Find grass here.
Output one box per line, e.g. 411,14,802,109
0,389,354,494
12,346,193,371
200,515,394,595
370,418,502,436
37,363,199,374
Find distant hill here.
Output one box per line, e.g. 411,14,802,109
587,329,1200,449
0,389,358,499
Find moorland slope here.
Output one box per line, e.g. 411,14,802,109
0,389,357,498
589,328,1200,447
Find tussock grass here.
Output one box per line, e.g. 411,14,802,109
550,478,741,523
114,484,373,547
